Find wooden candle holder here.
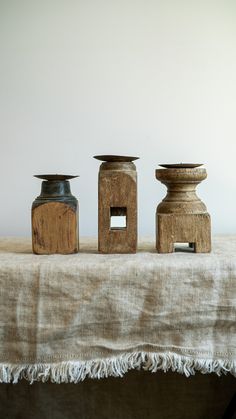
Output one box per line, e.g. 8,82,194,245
32,174,79,254
94,155,139,253
156,164,211,253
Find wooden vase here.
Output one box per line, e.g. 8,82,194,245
32,175,79,254
156,165,211,253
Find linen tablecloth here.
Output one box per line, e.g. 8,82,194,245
0,236,235,383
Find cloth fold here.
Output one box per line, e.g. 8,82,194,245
0,236,235,383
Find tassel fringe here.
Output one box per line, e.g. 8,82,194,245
0,352,235,384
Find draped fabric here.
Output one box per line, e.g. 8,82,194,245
0,236,235,383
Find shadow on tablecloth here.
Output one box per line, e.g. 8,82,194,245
0,370,235,419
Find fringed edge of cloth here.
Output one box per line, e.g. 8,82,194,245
0,351,235,384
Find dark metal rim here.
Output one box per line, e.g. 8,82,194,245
93,155,139,162
159,163,203,169
34,174,79,181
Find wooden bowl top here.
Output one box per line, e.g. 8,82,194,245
34,174,79,181
159,163,203,169
94,155,139,162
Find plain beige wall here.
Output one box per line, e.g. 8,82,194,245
0,0,236,237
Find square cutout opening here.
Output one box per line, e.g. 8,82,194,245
174,243,195,253
110,207,127,230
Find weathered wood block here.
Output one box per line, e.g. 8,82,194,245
157,213,211,253
156,165,211,253
32,175,79,255
94,155,139,253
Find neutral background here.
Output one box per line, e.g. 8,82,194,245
1,0,236,237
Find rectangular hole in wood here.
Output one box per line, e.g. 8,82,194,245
174,242,195,253
110,207,127,230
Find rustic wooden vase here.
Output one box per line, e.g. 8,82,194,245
32,175,79,254
94,155,139,254
156,165,211,253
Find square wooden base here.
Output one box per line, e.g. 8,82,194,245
32,202,78,254
156,213,211,253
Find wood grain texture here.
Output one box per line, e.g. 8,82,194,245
156,168,211,253
156,213,211,253
32,202,78,254
98,163,137,253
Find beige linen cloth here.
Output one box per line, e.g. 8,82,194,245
0,236,235,383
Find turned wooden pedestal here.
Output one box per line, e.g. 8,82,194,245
32,175,79,254
156,165,211,253
94,155,139,254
